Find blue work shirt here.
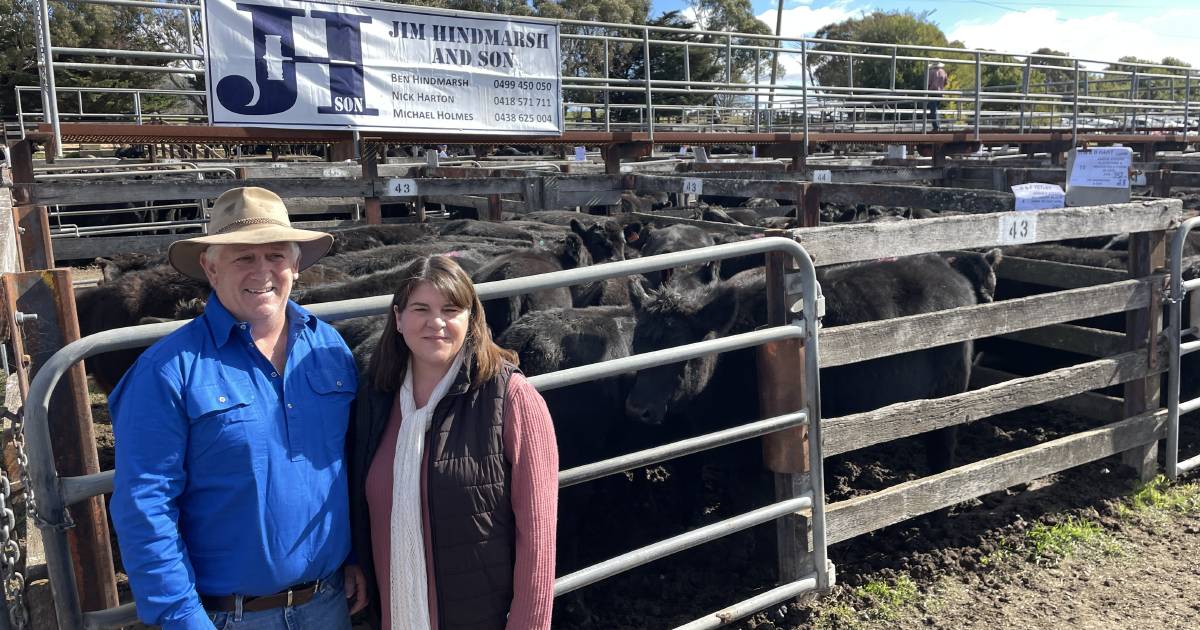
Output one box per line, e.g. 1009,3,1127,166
109,293,357,630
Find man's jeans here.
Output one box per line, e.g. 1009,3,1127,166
927,97,940,130
207,571,350,630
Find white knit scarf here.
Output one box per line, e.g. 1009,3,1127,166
388,351,465,630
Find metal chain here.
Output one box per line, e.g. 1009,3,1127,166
0,407,29,630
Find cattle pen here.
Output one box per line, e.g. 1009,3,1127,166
5,1,1200,623
1,140,1195,628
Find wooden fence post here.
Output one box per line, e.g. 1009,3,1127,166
758,247,811,584
361,141,382,225
758,189,819,586
1122,229,1164,480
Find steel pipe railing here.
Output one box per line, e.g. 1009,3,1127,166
1168,216,1200,479
25,236,828,630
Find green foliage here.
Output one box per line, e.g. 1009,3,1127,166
0,0,203,118
809,11,954,93
854,575,919,621
0,0,41,117
1023,516,1121,562
605,11,724,121
1125,475,1200,516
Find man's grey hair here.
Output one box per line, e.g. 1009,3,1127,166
202,242,302,266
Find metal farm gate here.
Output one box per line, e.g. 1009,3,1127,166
21,237,831,629
1167,216,1200,479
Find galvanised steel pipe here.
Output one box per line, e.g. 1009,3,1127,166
82,603,137,630
1167,216,1200,479
672,575,822,630
53,47,203,61
529,325,805,392
558,411,807,488
553,494,813,595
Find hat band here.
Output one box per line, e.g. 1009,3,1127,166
215,217,289,234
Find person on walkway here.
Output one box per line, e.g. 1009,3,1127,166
927,61,949,132
109,187,362,629
346,254,558,630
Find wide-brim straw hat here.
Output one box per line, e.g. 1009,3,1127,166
168,186,333,281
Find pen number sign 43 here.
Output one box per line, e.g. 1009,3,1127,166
386,178,419,197
998,214,1037,245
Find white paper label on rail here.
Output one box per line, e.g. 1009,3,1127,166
1010,183,1064,211
1132,172,1147,186
998,213,1037,245
162,158,181,164
681,178,704,195
271,162,289,169
323,167,349,178
812,170,832,183
573,146,586,161
1068,146,1131,188
386,178,419,197
679,145,689,155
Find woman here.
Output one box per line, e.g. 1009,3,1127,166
345,255,558,630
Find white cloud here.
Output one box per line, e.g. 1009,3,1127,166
948,8,1200,68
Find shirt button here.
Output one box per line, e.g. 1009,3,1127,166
287,403,294,409
239,323,247,330
218,396,227,403
271,372,279,378
335,380,342,387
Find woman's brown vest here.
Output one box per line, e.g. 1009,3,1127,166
347,361,518,630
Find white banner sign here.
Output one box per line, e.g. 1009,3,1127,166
1068,147,1131,189
1011,182,1065,212
204,0,562,135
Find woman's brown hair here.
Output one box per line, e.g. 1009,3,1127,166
367,254,517,392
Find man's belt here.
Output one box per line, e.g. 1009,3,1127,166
201,579,321,613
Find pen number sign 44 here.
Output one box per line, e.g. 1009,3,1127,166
998,213,1037,245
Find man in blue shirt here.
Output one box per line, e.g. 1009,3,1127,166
109,187,366,629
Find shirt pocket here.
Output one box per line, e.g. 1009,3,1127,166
185,378,257,460
304,368,355,447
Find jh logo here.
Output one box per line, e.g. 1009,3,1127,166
216,2,378,116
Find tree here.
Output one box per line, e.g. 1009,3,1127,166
0,0,202,119
534,0,650,122
685,0,776,108
0,0,39,117
606,10,724,122
809,10,952,93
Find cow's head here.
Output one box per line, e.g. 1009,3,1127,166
570,218,628,264
625,281,739,425
945,248,1003,303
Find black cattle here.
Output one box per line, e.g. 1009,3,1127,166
497,305,638,469
625,252,1003,474
322,241,522,276
332,315,387,375
325,224,435,256
473,234,590,336
635,224,718,290
76,266,210,393
94,253,164,283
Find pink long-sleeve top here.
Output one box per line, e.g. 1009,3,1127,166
365,372,558,630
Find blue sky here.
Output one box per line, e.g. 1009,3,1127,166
651,0,1200,69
